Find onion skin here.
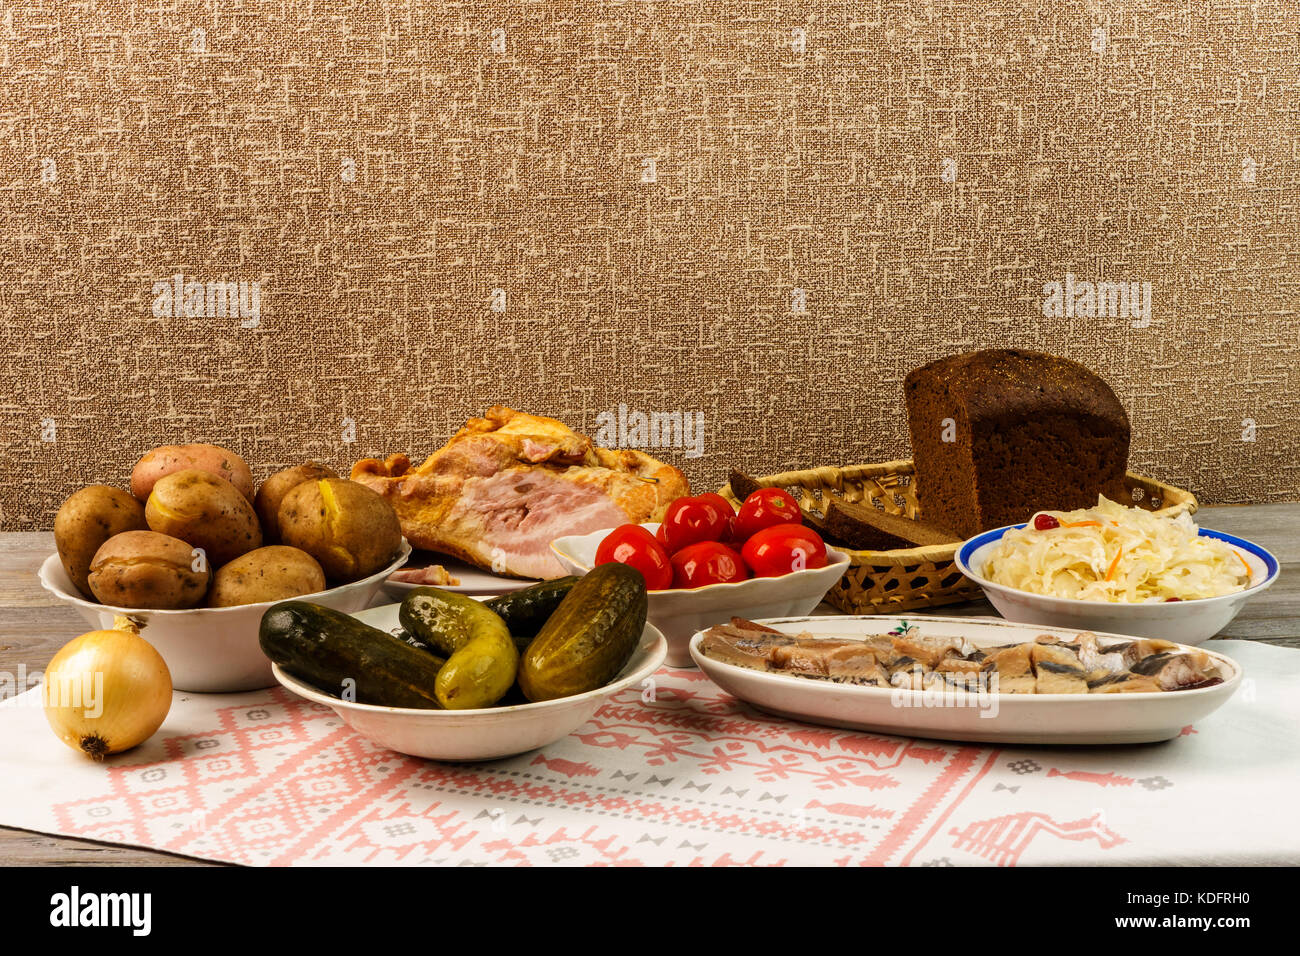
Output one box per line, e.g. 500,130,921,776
43,624,172,760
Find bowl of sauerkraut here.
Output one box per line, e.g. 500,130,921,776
955,498,1279,645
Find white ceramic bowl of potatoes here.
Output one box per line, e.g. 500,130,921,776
39,542,411,693
43,443,410,693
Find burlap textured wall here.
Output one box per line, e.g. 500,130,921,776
2,1,1298,528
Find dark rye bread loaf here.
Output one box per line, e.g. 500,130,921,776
904,350,1131,539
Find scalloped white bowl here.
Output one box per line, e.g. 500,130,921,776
551,523,849,667
39,541,412,693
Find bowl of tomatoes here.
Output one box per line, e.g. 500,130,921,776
550,490,850,667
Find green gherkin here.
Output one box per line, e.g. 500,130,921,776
400,588,518,709
518,563,648,702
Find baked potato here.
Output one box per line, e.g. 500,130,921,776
88,530,211,609
131,443,254,502
206,546,326,607
278,478,402,583
254,462,338,542
54,486,147,598
146,469,262,568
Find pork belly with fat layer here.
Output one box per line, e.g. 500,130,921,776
352,406,689,578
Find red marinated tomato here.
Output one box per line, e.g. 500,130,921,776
655,522,670,548
733,488,803,542
696,492,736,516
670,541,749,589
594,524,673,590
741,523,828,578
661,495,733,553
696,494,738,546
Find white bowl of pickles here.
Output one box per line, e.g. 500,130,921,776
270,600,667,762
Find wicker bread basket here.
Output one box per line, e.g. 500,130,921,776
719,461,1199,616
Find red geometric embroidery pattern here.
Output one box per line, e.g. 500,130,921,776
1045,769,1135,787
42,668,1134,865
949,812,1126,867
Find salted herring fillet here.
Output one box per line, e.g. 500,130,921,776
351,406,689,579
698,619,1223,695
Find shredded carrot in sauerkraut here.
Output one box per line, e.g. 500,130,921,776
984,497,1251,603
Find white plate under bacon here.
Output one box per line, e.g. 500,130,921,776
697,618,1225,695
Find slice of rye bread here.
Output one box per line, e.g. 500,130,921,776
822,498,960,551
727,468,766,502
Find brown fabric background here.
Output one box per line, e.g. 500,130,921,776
2,1,1298,529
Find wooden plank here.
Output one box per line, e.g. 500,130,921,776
0,532,67,608
0,503,1296,865
0,829,219,866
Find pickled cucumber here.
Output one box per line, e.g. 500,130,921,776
518,563,647,702
399,587,518,709
485,576,580,652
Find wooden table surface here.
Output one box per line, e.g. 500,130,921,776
2,502,1296,865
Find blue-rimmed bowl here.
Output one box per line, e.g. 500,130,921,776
955,524,1279,645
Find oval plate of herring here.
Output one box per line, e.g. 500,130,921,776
689,615,1242,745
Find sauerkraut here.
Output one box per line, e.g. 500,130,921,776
983,497,1251,603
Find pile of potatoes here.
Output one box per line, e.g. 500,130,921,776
54,443,403,610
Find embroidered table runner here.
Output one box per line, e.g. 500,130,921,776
1,639,1296,866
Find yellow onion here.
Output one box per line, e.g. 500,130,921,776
43,616,172,760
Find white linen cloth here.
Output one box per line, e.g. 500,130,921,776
1,639,1296,866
